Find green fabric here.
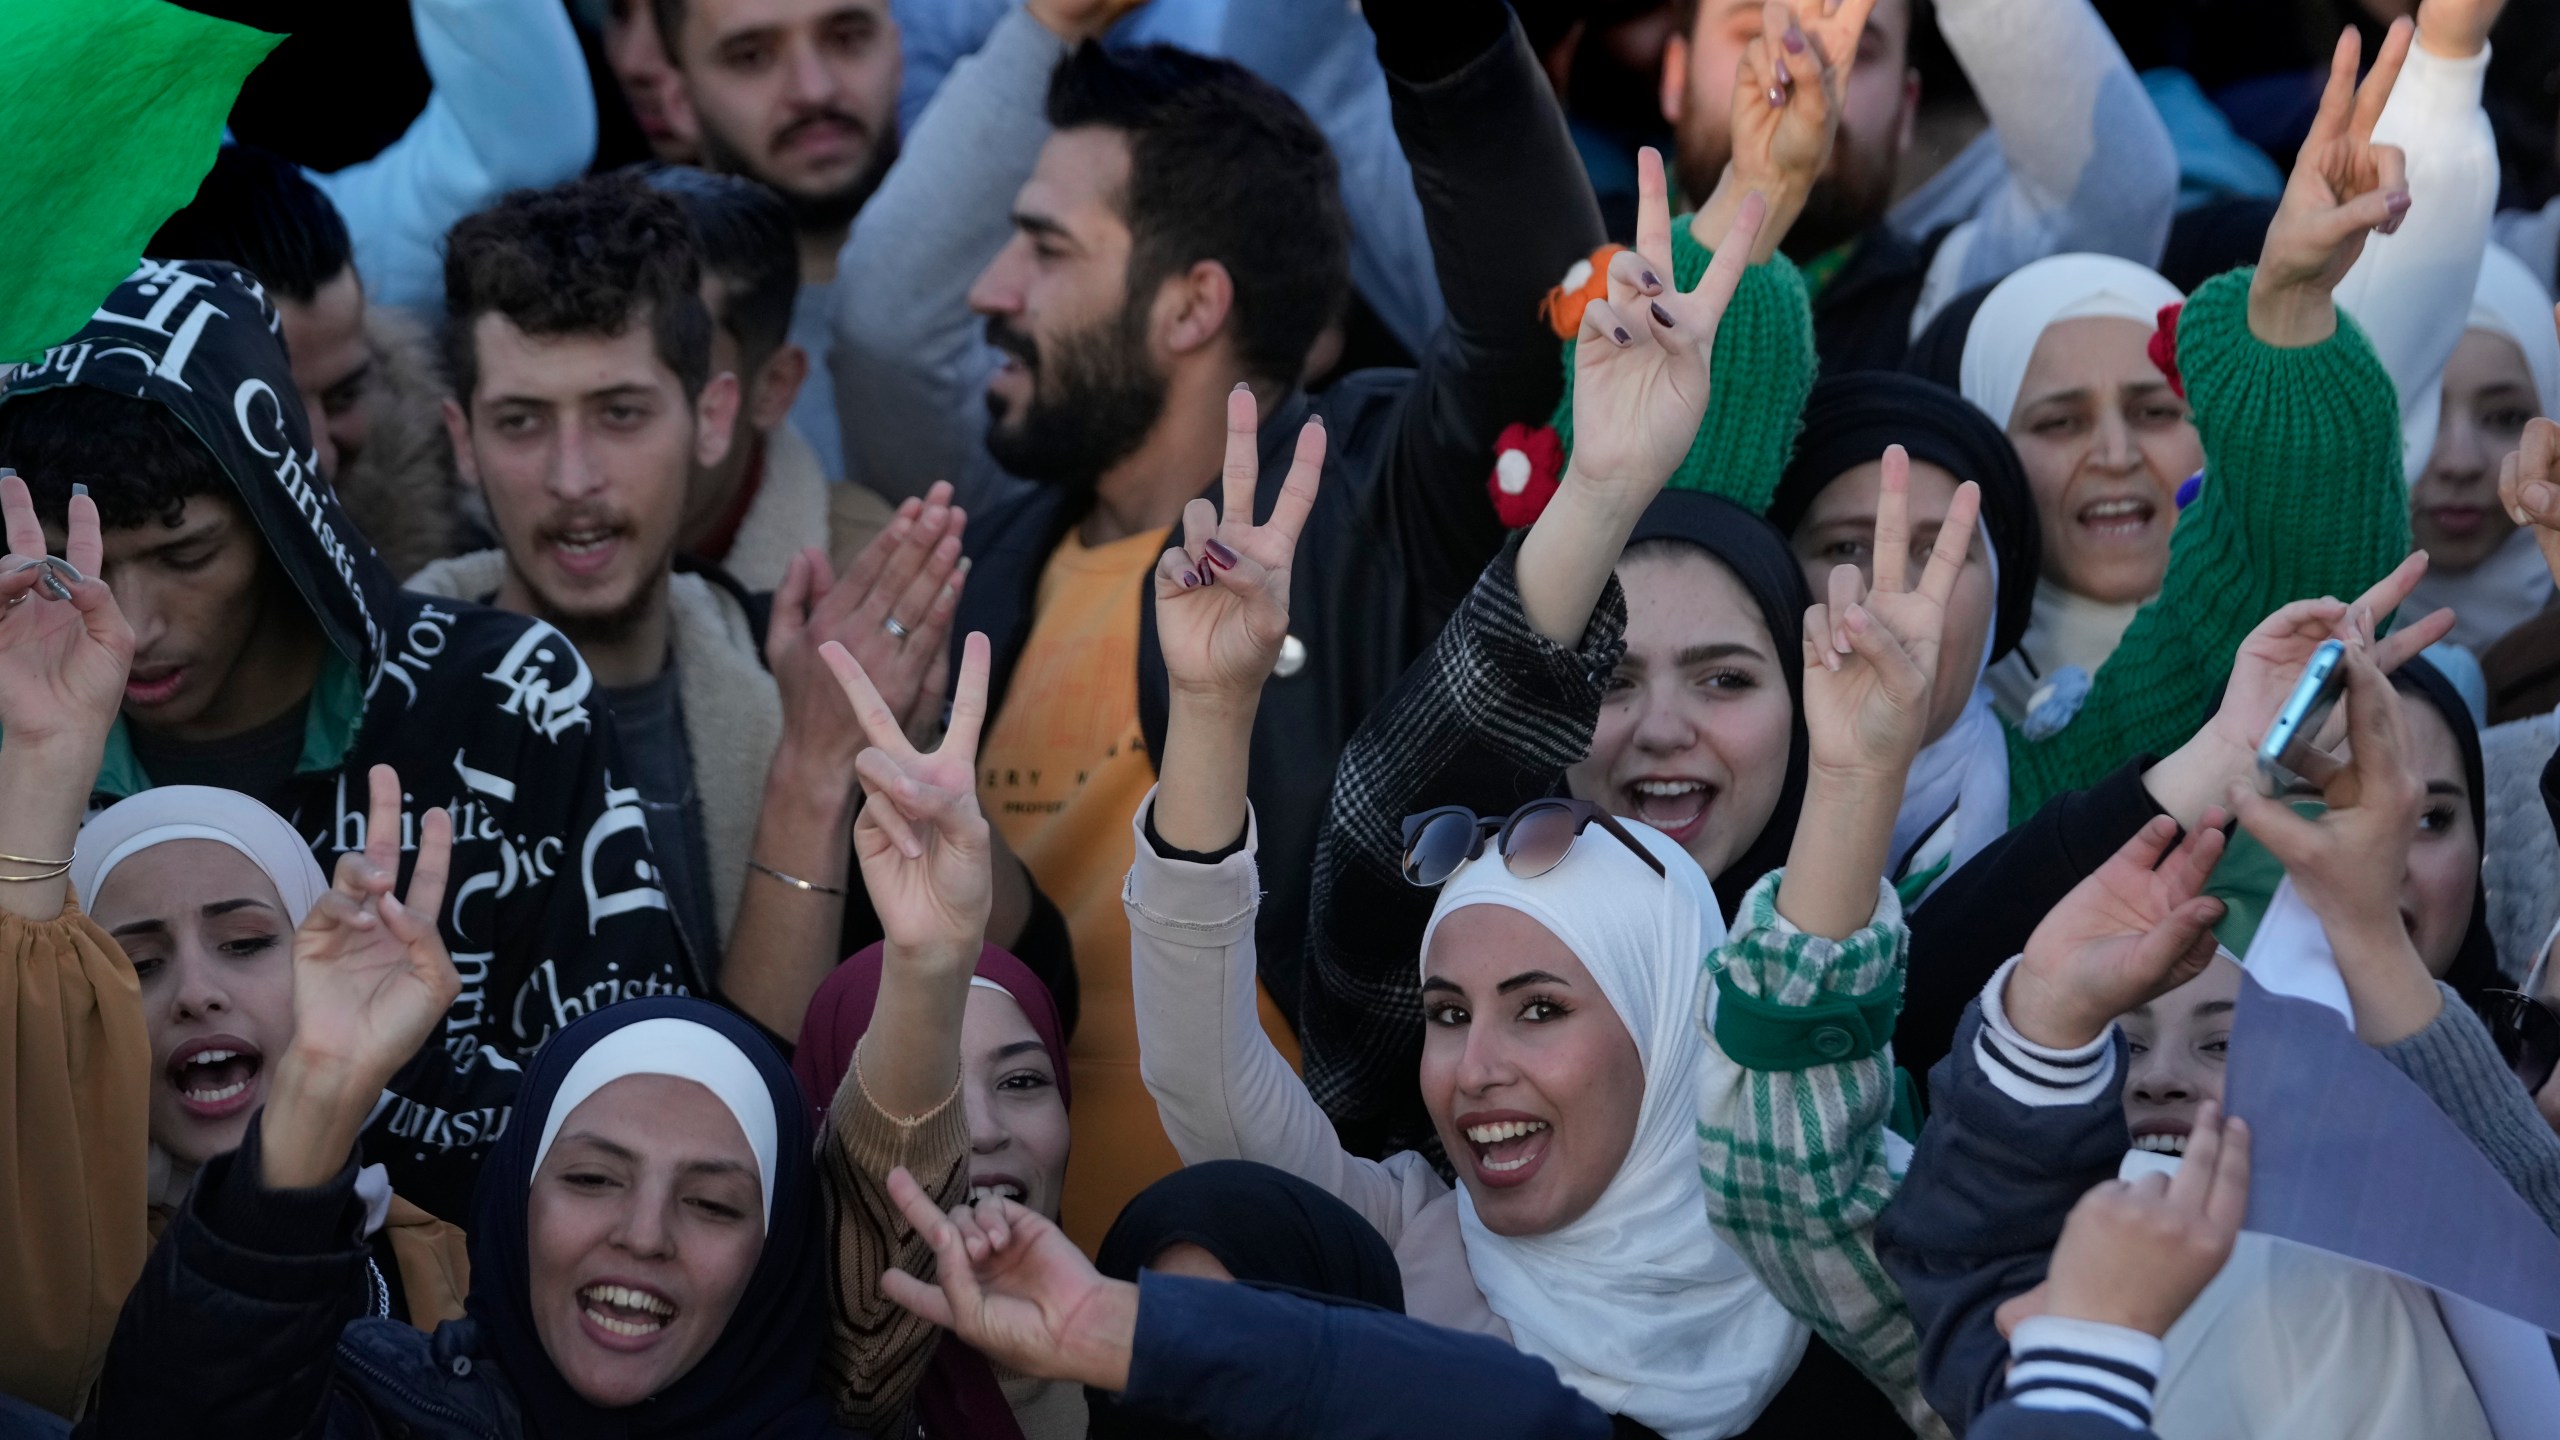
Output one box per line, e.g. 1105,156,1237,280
2204,801,2324,955
90,649,366,801
1698,870,1935,1432
1549,220,1817,515
0,0,281,365
2003,267,2411,822
1713,963,1902,1070
1887,1066,1923,1145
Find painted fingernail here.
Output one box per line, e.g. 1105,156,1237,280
1203,538,1238,569
1783,24,1806,52
1233,381,1250,393
1613,326,1632,346
1650,301,1675,328
1180,569,1199,588
1767,84,1788,108
41,575,69,601
1308,413,1325,429
1640,269,1662,294
1199,563,1217,586
70,482,86,499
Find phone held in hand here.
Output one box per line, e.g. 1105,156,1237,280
2256,639,2346,794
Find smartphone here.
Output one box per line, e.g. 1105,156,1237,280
2256,638,2347,793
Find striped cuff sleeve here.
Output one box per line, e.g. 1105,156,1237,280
1976,955,2117,1107
2004,1315,2164,1432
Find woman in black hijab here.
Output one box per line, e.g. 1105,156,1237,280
2384,655,2501,1007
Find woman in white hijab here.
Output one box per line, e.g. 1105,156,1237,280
1952,252,2196,724
2404,246,2560,653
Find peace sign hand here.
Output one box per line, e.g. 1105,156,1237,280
288,765,459,1092
1733,0,1871,197
1563,149,1766,512
2253,20,2413,345
1154,385,1323,710
824,631,993,956
0,473,134,757
1799,447,1980,782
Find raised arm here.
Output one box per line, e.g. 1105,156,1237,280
311,0,598,311
2006,23,2419,820
805,625,997,1429
0,473,146,1418
2331,0,2506,468
1922,0,2177,309
1303,172,1765,1155
1699,448,1978,1433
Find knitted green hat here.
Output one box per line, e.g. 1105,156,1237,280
1547,218,1817,518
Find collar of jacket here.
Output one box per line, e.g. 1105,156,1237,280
89,646,366,800
401,549,782,945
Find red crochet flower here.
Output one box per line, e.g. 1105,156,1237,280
2148,301,2186,400
1488,422,1564,529
1539,244,1630,341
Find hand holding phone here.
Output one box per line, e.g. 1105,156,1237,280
2255,637,2346,793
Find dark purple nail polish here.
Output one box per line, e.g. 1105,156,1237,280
1641,269,1661,292
1783,25,1806,52
1650,302,1675,328
1613,326,1632,346
1198,564,1217,586
1767,84,1787,108
1203,538,1239,569
1180,569,1199,588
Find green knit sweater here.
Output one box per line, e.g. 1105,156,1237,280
2002,267,2410,819
1547,219,1817,511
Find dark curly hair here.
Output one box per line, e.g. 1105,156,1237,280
643,166,798,370
0,387,236,533
441,174,712,407
1046,43,1348,386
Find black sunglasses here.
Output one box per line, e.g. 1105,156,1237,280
1399,799,1667,889
2482,990,2560,1097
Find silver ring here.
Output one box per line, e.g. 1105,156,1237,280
882,615,913,642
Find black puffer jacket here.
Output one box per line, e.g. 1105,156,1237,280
954,7,1605,1017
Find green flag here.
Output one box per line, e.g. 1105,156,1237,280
0,0,281,364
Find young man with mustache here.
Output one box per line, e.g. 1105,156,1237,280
423,176,973,1041
652,0,904,483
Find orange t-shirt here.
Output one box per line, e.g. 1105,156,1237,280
978,527,1303,1250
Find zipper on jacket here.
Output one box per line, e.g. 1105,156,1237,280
333,1338,504,1440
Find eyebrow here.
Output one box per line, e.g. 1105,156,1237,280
108,897,276,937
555,1132,754,1177
2192,1000,2235,1019
2427,781,2468,798
1674,641,1764,667
1012,211,1075,247
1496,970,1571,995
991,1040,1049,1062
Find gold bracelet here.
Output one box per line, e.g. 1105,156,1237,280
748,858,847,897
0,857,72,882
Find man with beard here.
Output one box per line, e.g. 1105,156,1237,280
652,0,903,483
1661,0,2176,371
834,0,1604,1244
419,176,966,1040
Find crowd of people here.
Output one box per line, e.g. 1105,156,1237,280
8,0,2560,1434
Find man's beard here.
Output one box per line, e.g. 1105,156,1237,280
1670,106,1896,261
981,302,1167,504
697,112,900,234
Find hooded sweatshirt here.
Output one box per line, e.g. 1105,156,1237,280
0,260,696,1221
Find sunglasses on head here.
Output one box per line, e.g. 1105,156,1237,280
2482,991,2560,1097
1399,799,1667,889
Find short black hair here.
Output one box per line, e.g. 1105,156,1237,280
147,144,355,305
0,387,235,532
1046,43,1348,385
442,174,713,405
643,166,799,366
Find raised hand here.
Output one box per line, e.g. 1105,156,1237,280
1563,149,1766,508
771,485,968,761
264,765,458,1187
879,1166,1139,1392
1800,447,1980,781
1998,1102,2252,1340
2415,0,2507,60
2499,414,2560,589
0,473,134,754
1707,0,1873,259
822,630,993,957
1153,386,1322,709
2010,814,2231,1049
2253,20,2413,345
